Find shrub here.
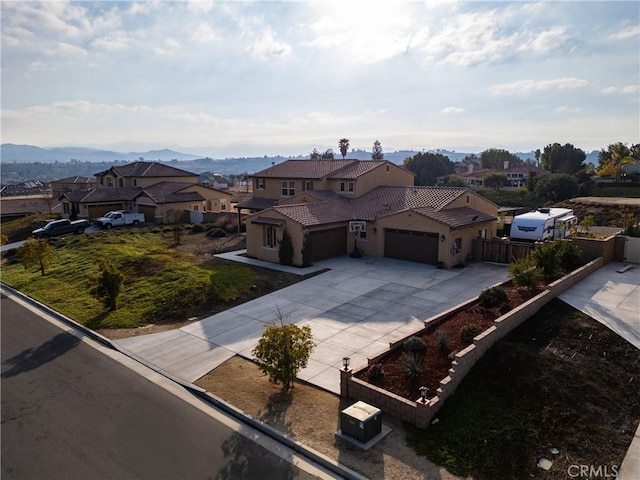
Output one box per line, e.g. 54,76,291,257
278,229,294,266
479,286,508,308
224,222,236,233
252,313,315,391
435,329,450,350
460,323,483,345
499,303,513,315
210,266,257,302
404,335,427,352
301,235,313,267
89,258,124,310
509,256,543,290
191,223,205,233
369,364,385,381
206,228,227,238
531,240,583,279
401,352,424,379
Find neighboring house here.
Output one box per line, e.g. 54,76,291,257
199,172,230,190
0,180,47,197
60,161,232,223
243,159,498,268
50,176,96,197
440,163,548,188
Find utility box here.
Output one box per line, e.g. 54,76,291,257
340,401,382,443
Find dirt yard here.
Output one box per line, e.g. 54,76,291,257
196,356,464,480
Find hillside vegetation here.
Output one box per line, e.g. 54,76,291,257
1,230,261,329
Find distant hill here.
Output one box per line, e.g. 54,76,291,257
0,144,202,163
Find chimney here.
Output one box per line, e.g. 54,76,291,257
503,161,509,170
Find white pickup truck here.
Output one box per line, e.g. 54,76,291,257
94,211,145,229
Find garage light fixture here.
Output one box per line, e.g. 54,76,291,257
342,357,350,371
440,234,446,242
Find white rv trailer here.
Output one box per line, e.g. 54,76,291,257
509,208,577,242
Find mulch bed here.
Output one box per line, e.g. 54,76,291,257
355,285,540,400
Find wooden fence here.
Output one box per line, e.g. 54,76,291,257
473,238,534,264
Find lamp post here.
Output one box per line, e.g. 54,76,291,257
342,357,350,371
419,386,428,403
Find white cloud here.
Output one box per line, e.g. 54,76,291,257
442,107,464,114
153,38,181,56
491,78,589,95
526,26,569,54
245,30,291,61
608,25,640,41
190,23,218,44
554,105,582,113
601,85,640,95
91,31,134,52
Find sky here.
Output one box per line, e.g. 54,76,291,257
1,0,639,158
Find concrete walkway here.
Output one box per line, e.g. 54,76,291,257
115,254,509,394
559,262,640,350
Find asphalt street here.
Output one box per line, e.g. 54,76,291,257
0,293,324,480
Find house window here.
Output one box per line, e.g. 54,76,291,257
193,205,199,211
302,181,314,191
256,178,265,190
118,178,124,187
63,203,70,214
386,165,390,172
220,199,227,211
108,179,114,188
340,182,354,193
134,179,137,186
466,195,470,204
265,226,277,248
451,237,462,254
281,181,295,196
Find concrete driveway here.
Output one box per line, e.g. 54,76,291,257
115,254,509,394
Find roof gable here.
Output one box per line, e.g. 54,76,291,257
98,161,196,178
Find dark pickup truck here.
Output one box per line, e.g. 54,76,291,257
32,219,90,239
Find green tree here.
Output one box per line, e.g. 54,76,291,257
19,239,54,276
252,313,315,391
534,173,578,203
403,152,455,186
278,229,294,265
442,175,467,187
371,140,384,160
310,149,321,160
535,149,541,168
479,148,521,169
338,139,350,160
597,142,638,182
89,258,124,310
541,143,586,174
321,148,334,159
483,172,509,191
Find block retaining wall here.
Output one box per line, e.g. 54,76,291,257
342,257,604,428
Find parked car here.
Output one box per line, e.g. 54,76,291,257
32,219,90,239
94,211,145,229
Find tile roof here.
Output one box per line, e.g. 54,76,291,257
236,197,279,211
353,186,467,220
264,186,484,228
413,206,496,229
97,161,196,178
327,161,388,179
51,176,95,184
252,160,354,179
65,187,142,202
142,182,204,203
251,216,285,226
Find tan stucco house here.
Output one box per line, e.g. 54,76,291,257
243,159,498,268
60,161,232,223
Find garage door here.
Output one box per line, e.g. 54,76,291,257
384,229,439,264
308,226,347,261
137,205,157,224
88,203,124,220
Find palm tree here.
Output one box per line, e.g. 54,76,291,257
535,149,541,168
338,138,350,160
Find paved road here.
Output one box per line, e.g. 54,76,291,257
0,294,327,480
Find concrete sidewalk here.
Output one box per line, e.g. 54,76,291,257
115,254,509,394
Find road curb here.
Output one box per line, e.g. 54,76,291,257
0,283,365,480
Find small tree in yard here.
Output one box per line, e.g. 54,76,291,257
20,239,54,276
89,258,124,310
172,225,184,246
509,256,543,291
252,312,315,392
